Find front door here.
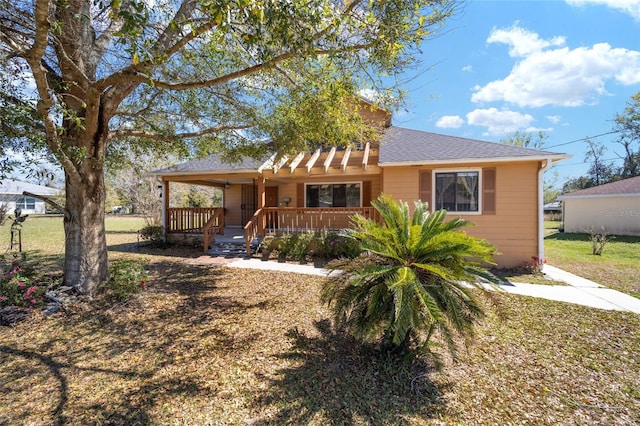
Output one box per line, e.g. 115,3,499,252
265,186,278,230
265,186,278,208
241,184,257,225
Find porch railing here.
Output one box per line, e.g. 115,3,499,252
243,208,263,255
202,208,225,254
167,207,221,234
243,207,380,256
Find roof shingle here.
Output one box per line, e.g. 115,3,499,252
561,175,640,197
379,127,564,164
0,179,61,196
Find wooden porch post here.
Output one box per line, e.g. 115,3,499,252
162,180,170,238
257,176,265,236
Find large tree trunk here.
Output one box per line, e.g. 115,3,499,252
62,150,109,297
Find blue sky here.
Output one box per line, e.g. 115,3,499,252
395,0,640,187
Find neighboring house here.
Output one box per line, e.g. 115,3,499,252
543,201,562,214
150,106,568,268
0,179,62,215
559,175,640,236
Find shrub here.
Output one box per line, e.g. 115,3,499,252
102,259,149,303
588,226,612,255
522,256,547,274
267,231,361,262
0,255,45,308
318,231,361,259
322,195,499,358
138,225,165,246
291,232,314,261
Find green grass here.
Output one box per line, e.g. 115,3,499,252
1,216,639,424
0,215,147,269
545,231,640,297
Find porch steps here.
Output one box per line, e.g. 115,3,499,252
207,237,262,258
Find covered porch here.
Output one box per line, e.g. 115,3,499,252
155,144,382,256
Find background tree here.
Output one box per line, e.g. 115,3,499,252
0,60,50,178
0,0,457,296
613,91,640,178
500,130,548,149
561,140,616,193
501,130,559,203
584,138,616,186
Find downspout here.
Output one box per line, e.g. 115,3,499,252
538,158,553,268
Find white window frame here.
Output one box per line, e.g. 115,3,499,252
16,196,37,211
304,181,363,208
432,168,482,215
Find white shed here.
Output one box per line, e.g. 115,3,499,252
0,179,62,215
559,176,640,236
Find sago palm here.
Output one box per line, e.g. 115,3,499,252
322,194,498,357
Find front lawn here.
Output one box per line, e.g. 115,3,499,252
545,231,640,297
1,262,639,425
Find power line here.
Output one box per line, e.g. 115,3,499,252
553,157,623,168
545,130,621,149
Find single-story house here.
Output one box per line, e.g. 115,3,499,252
150,105,568,268
543,201,562,214
0,179,62,215
558,175,640,236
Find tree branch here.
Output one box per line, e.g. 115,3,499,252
22,0,81,184
22,191,64,214
108,123,253,142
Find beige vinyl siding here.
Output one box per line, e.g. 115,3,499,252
563,196,640,236
382,162,540,268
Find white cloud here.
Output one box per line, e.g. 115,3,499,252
566,0,640,20
546,115,562,124
435,115,464,128
487,23,566,57
462,65,473,72
472,24,640,108
466,108,536,136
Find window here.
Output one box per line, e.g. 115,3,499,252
435,171,479,212
306,183,361,207
15,197,36,210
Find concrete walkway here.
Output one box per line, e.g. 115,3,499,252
220,258,640,314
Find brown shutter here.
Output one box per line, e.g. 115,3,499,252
362,181,372,206
419,170,432,211
482,168,496,215
296,183,305,207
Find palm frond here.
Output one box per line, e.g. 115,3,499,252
322,195,498,357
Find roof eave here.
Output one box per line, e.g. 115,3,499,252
148,168,259,177
378,154,570,167
558,193,640,200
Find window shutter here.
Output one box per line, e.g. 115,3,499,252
296,183,305,207
419,170,432,211
482,168,496,215
362,181,372,206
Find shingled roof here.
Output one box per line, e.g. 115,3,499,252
0,179,61,196
560,175,640,198
151,154,268,175
151,126,568,175
379,127,565,164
